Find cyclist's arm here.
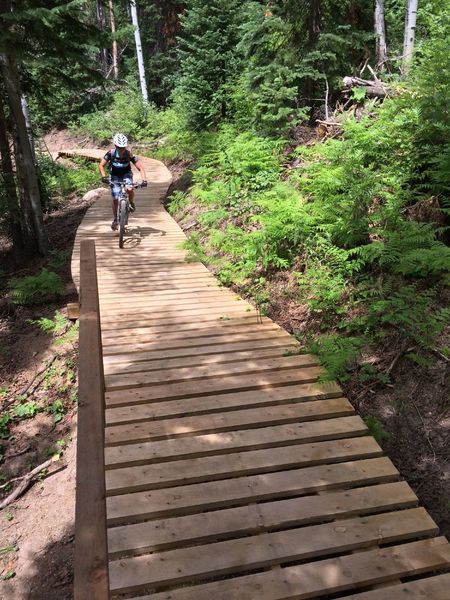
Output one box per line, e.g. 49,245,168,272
99,157,109,178
134,159,147,182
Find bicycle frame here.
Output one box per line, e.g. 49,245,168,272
108,179,143,248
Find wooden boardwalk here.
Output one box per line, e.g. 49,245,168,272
68,149,450,599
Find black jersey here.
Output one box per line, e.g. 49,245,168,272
104,148,138,176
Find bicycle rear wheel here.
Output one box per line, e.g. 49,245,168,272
118,199,127,248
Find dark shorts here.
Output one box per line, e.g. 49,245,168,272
110,172,133,199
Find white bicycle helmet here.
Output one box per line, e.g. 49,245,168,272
113,132,128,148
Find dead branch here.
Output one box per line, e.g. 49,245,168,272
183,221,198,231
0,456,63,510
386,346,416,375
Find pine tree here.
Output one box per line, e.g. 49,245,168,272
0,0,102,259
176,0,244,129
237,0,374,134
139,0,185,106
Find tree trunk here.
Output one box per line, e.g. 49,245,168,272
374,0,387,67
0,52,48,256
109,0,119,79
20,93,35,161
130,0,148,103
97,0,109,76
402,0,419,75
0,88,24,259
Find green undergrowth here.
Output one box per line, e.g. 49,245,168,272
38,154,99,210
0,311,78,450
167,93,450,384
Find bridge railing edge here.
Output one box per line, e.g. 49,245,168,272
74,238,109,599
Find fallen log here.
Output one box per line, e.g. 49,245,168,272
342,76,392,98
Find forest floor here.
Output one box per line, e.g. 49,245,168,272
0,129,97,599
0,132,448,599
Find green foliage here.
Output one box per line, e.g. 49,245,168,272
13,401,40,418
47,398,65,423
236,1,374,134
30,311,67,335
182,233,207,263
364,415,389,444
73,83,148,145
1,0,105,131
37,154,99,209
167,191,189,216
175,0,244,129
9,269,63,305
55,321,79,347
0,414,12,440
368,284,450,348
308,334,364,383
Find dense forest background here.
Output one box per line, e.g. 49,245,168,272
0,0,449,431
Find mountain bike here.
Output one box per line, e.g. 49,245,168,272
108,179,146,248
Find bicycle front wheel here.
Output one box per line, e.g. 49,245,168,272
118,200,127,248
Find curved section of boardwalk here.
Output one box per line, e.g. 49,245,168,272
68,149,450,599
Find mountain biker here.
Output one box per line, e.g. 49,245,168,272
99,133,147,230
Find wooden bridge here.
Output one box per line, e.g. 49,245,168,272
67,149,450,599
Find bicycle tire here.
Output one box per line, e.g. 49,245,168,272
118,199,127,248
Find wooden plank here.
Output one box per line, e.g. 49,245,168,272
106,386,348,432
342,573,450,599
105,414,363,464
105,368,325,406
106,457,398,524
104,399,356,447
103,344,299,375
108,508,437,593
102,317,263,340
102,318,274,349
143,539,450,600
100,305,253,323
105,436,382,494
74,240,109,598
101,307,261,329
102,329,288,359
102,327,281,350
104,356,320,391
108,481,416,556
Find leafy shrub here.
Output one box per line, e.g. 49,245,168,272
30,311,67,335
72,83,148,145
38,154,99,208
307,334,364,383
13,401,40,418
9,269,63,305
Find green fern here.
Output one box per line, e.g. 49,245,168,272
9,269,63,305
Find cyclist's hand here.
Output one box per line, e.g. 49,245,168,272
101,176,109,184
141,180,148,187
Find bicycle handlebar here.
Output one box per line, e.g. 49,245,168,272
103,178,147,189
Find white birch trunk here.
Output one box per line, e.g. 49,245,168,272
109,0,119,79
403,0,419,74
374,0,387,67
130,0,148,103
